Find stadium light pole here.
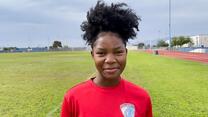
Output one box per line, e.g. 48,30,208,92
169,0,172,48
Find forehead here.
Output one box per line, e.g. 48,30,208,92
93,32,125,49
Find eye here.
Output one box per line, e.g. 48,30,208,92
117,50,123,53
115,50,124,55
96,52,105,56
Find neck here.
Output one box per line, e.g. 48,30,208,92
93,74,121,87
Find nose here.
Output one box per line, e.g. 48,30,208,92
105,54,116,64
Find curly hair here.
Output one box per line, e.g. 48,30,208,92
80,0,141,48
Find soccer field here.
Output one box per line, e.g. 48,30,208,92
0,51,208,117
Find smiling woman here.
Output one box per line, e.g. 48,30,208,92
91,32,127,86
61,1,152,117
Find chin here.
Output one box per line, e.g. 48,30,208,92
103,74,121,80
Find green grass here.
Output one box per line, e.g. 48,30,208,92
0,51,95,117
125,51,208,117
0,51,208,117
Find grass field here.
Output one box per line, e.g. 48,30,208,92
0,51,208,117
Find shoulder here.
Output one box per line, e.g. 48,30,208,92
64,79,92,99
123,79,151,99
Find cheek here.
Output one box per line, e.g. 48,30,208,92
118,55,127,68
93,54,127,70
93,57,104,69
122,58,127,66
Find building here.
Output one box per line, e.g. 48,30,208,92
190,34,208,47
0,48,3,52
126,45,138,50
165,40,170,46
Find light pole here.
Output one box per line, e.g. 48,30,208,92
169,0,172,48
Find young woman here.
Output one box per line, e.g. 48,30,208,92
61,1,153,117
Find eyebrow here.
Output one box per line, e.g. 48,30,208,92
97,48,105,51
114,46,123,50
96,46,124,50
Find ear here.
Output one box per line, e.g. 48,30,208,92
125,48,128,54
91,50,94,57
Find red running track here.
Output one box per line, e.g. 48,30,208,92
144,49,208,64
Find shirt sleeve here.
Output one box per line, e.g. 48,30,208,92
61,95,71,117
146,96,153,117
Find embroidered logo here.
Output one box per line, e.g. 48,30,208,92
120,103,135,117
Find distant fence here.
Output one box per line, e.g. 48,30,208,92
0,47,89,53
49,47,88,51
141,47,208,54
176,47,208,53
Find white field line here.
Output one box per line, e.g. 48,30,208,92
46,103,61,117
46,72,96,117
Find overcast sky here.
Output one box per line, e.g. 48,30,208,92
0,0,208,47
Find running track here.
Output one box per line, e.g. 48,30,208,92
144,49,208,64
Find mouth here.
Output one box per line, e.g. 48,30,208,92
103,67,120,74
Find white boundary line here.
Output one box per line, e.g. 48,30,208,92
46,72,96,117
46,103,61,117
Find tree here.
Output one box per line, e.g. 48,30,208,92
137,43,145,49
171,36,192,47
3,47,17,52
157,40,169,47
182,37,192,47
171,37,178,47
3,47,9,51
52,41,62,48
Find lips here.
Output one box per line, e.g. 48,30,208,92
103,67,119,74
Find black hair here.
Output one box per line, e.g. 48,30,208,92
81,0,141,48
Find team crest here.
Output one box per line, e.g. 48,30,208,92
120,103,135,117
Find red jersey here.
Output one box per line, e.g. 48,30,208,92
61,78,152,117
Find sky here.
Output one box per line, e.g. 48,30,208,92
0,0,208,48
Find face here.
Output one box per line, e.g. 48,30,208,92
91,32,127,82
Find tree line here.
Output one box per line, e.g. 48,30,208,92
1,41,64,52
137,36,193,48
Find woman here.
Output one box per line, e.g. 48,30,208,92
61,1,152,117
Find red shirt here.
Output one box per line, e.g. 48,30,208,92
61,78,152,117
